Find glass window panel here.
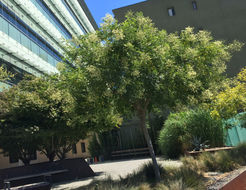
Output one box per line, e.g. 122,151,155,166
2,17,8,34
21,33,30,50
0,16,3,32
48,54,53,65
9,24,20,43
39,48,48,62
31,41,39,55
54,59,58,66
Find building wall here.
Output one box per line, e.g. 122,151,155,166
0,0,96,78
0,0,96,169
0,139,91,169
113,0,246,76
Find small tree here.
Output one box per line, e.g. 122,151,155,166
0,75,86,164
63,12,241,180
211,67,246,121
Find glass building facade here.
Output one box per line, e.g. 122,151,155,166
0,0,97,84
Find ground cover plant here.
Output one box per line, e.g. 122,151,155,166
181,143,246,173
79,162,205,190
80,143,246,190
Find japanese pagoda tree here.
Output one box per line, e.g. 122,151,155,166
62,12,241,180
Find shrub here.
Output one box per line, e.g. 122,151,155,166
80,162,205,190
230,143,246,165
198,152,217,171
158,109,224,158
170,166,205,190
199,151,238,172
180,156,205,174
88,134,102,158
140,162,166,181
214,151,238,172
158,112,187,158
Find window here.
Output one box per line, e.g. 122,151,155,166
81,142,86,153
167,7,175,16
0,1,62,65
192,1,198,10
72,144,77,154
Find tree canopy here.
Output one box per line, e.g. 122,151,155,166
0,66,12,82
62,12,241,180
211,67,246,120
0,75,86,164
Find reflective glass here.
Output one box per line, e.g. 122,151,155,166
2,17,8,34
31,41,39,55
0,2,61,67
20,33,31,50
39,48,48,62
30,0,71,39
9,24,20,43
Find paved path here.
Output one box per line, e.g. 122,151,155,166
52,157,181,190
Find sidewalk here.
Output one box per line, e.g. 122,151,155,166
52,157,181,190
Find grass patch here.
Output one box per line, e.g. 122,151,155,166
79,162,205,190
78,143,246,190
181,143,246,174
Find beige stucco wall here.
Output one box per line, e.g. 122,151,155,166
113,0,246,77
0,139,90,169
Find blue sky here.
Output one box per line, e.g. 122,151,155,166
84,0,145,27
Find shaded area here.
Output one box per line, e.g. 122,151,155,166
0,158,95,188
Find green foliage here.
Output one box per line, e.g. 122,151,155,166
197,151,238,172
181,143,246,173
88,134,102,158
138,162,166,182
63,12,241,116
158,119,186,158
158,109,224,158
0,66,13,82
97,131,117,160
180,156,206,175
168,166,205,190
63,12,241,180
230,143,246,165
211,67,246,120
80,162,205,190
0,75,86,164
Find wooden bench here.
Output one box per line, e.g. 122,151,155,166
187,147,234,157
3,169,68,189
112,147,149,158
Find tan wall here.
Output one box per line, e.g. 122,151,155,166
113,0,246,76
0,139,91,169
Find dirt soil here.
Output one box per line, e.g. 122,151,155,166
206,166,246,190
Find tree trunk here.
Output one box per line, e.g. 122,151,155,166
138,108,161,182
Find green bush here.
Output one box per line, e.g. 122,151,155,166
88,134,101,158
158,109,224,158
158,112,187,158
230,143,246,165
213,151,238,172
183,151,238,173
198,151,238,172
180,156,205,174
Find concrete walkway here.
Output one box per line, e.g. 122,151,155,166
52,157,181,190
